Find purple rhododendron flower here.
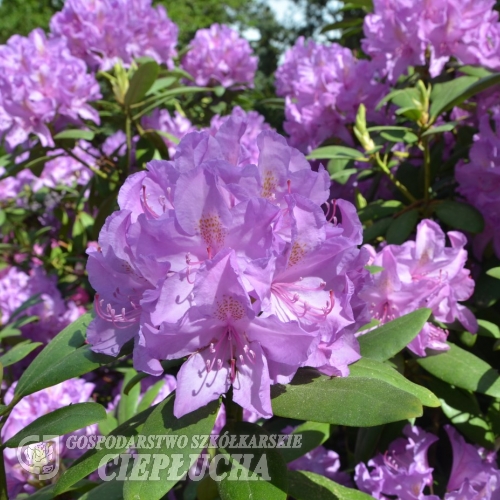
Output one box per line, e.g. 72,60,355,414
86,114,369,419
359,219,477,356
2,379,96,498
50,0,178,71
363,0,500,81
456,115,500,259
0,29,100,149
355,425,438,499
208,106,273,165
289,445,352,486
275,37,388,152
142,109,196,158
0,266,84,344
444,425,500,498
181,24,258,88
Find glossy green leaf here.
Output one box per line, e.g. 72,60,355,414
279,421,330,463
14,313,115,400
349,358,440,407
4,403,106,448
486,267,500,280
288,470,372,500
124,61,160,106
307,146,366,161
117,369,141,425
358,200,403,223
362,218,392,243
435,200,484,233
477,319,500,339
358,309,431,361
418,342,500,397
55,406,156,494
354,426,383,465
430,76,478,118
217,422,288,500
421,123,457,136
54,129,95,141
428,378,494,448
0,341,42,367
123,394,219,500
386,209,419,244
79,480,124,500
271,368,422,426
431,73,500,118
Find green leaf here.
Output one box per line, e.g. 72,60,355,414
307,146,366,161
13,313,115,400
427,378,494,448
477,319,500,339
288,470,372,500
386,209,419,244
431,73,500,118
430,76,479,118
365,265,384,274
435,200,484,233
358,200,403,223
358,309,431,361
117,369,141,425
279,421,330,463
354,426,383,465
145,76,178,95
55,406,156,494
137,380,165,414
362,218,392,243
271,368,422,426
4,403,106,448
349,358,440,407
79,480,124,500
54,129,95,141
486,267,500,280
330,168,358,184
421,123,457,137
123,394,219,500
125,61,160,106
0,340,42,367
418,342,500,398
380,129,418,143
217,422,288,500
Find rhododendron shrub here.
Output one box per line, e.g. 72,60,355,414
0,0,499,499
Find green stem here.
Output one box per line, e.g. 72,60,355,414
423,137,431,204
374,153,417,204
61,148,107,180
125,116,133,176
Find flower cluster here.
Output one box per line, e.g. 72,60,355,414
275,37,388,152
360,219,477,356
0,29,101,149
2,379,96,498
355,425,437,499
86,115,369,419
142,109,196,158
50,0,178,71
0,266,83,344
181,24,258,88
456,115,500,259
363,0,500,81
355,425,500,499
208,107,273,166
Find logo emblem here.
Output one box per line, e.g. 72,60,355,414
16,435,60,481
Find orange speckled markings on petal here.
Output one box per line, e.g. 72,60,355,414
198,214,226,248
261,170,278,199
215,295,246,321
288,241,307,266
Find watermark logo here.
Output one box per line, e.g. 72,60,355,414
16,435,60,481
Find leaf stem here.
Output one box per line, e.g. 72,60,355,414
374,153,417,204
